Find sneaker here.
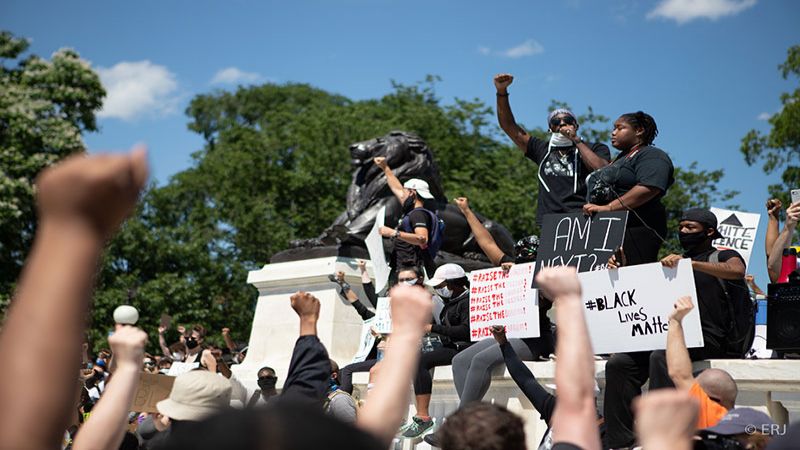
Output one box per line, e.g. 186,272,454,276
401,416,434,439
423,432,441,447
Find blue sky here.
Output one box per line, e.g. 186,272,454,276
3,0,799,285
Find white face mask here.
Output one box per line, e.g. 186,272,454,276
549,132,573,147
435,286,452,299
401,279,418,286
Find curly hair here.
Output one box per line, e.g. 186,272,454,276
438,402,526,450
619,111,659,146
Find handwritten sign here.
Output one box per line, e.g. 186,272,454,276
578,259,704,354
166,361,199,376
131,373,175,413
470,263,540,341
710,207,760,268
373,297,392,334
534,212,628,286
365,206,391,293
350,318,378,364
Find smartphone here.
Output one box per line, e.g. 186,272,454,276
791,189,800,205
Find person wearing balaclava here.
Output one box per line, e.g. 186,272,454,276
602,208,749,449
493,73,611,228
373,156,437,278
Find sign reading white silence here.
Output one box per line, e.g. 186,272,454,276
365,206,391,293
710,207,760,269
577,259,704,354
470,263,540,341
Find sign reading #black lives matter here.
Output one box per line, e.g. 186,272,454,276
577,259,704,354
533,211,628,286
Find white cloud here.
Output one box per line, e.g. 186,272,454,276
477,39,544,59
210,67,262,85
757,112,771,121
647,0,756,24
97,61,179,121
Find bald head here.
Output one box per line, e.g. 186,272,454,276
697,368,738,410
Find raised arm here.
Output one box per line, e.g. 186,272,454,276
455,197,507,266
357,285,431,446
768,202,799,282
536,267,601,450
494,74,531,152
158,326,171,357
765,199,782,263
666,296,696,391
0,148,148,450
221,327,237,354
72,326,148,450
373,157,407,204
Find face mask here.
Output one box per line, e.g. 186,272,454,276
679,231,709,251
549,132,574,147
402,194,416,213
258,376,277,391
435,286,452,299
159,368,170,375
172,352,184,361
401,278,418,286
186,338,199,350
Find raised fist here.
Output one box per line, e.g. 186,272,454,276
454,197,470,213
669,296,694,322
490,325,507,345
373,157,388,170
290,291,321,320
535,266,582,300
493,73,514,92
36,146,148,239
108,326,148,371
388,285,432,335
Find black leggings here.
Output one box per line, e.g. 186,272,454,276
339,359,378,394
413,347,460,395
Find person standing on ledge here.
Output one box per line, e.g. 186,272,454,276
494,73,611,228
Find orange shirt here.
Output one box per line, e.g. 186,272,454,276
689,382,728,429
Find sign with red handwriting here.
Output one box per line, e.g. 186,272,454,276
469,263,540,341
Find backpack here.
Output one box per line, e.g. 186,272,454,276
709,250,756,358
400,207,446,259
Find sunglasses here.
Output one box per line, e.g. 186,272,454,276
549,115,576,128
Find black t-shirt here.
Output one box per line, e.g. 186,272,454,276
587,145,674,230
526,137,611,225
393,208,432,270
689,248,747,356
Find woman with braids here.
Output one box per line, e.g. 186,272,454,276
583,111,675,265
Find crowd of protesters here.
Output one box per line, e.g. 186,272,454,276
1,73,799,450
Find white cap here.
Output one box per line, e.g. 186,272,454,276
113,305,139,325
425,263,466,287
402,178,434,199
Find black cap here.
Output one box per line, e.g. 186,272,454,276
680,208,724,240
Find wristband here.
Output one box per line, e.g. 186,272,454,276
393,229,400,239
496,92,509,97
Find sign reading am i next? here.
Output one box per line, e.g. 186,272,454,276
577,259,704,354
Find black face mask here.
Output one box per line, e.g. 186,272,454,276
258,376,277,391
678,230,709,252
402,194,416,214
185,338,200,350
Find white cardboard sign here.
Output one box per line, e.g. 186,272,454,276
469,263,540,341
350,317,378,364
577,259,704,354
373,297,392,334
710,207,761,269
365,206,391,293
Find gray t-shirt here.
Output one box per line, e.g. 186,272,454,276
326,390,357,424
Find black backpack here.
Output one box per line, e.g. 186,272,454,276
710,250,756,358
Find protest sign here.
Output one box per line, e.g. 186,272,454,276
350,318,378,364
166,361,199,376
373,297,392,334
470,263,540,341
578,259,704,354
131,373,175,413
710,207,760,268
365,206,391,293
534,212,628,286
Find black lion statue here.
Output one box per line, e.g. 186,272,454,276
271,131,515,271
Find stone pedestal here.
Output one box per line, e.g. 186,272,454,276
231,257,373,393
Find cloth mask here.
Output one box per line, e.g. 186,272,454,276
549,132,574,147
679,231,709,251
401,279,418,286
258,376,278,391
185,338,199,350
435,286,452,299
402,195,416,214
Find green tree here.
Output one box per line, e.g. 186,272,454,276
0,31,105,310
741,45,800,204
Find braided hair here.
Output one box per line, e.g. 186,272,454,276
619,111,658,146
